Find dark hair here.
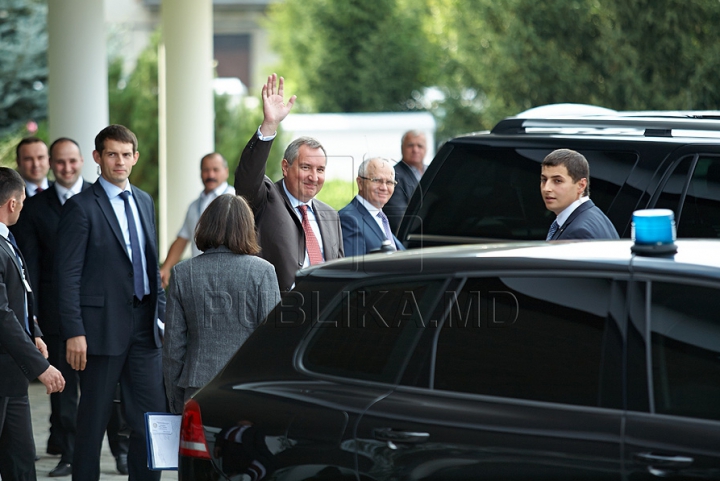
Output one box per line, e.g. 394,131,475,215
15,137,46,163
195,194,260,255
49,137,82,160
94,125,138,153
200,152,228,169
283,137,326,166
542,149,590,196
0,167,26,205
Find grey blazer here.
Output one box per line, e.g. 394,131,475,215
162,246,281,413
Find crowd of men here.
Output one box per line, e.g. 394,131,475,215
0,73,617,481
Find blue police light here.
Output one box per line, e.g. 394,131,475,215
631,209,677,256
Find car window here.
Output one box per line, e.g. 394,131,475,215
405,145,635,243
432,276,623,408
301,280,445,384
651,281,720,420
677,156,720,238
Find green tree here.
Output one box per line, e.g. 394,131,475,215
109,30,285,201
267,0,438,113
0,0,47,136
428,0,720,135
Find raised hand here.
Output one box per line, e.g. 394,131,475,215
259,73,297,137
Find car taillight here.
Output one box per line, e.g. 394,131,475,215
179,399,211,459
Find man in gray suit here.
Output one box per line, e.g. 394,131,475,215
235,74,343,291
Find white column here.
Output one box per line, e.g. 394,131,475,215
47,0,108,180
159,0,215,258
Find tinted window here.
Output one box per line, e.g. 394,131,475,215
406,145,636,243
677,156,720,238
651,281,720,420
433,276,622,408
302,280,444,384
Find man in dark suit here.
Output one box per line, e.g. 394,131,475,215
0,167,65,481
339,158,406,257
16,137,52,197
235,74,343,291
383,130,427,234
13,138,129,477
541,149,619,240
56,125,166,481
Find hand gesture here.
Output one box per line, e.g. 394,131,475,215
259,73,296,137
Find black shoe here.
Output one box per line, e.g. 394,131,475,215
48,462,72,477
46,444,63,456
115,453,128,475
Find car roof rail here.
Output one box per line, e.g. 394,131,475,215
491,114,720,137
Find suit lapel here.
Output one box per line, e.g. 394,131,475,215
0,239,34,332
92,181,127,253
0,239,23,278
47,185,63,216
354,198,386,243
132,187,156,260
555,200,594,239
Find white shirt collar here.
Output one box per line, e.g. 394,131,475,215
201,181,230,200
282,180,314,214
356,195,381,216
98,176,131,198
26,178,50,196
556,196,590,227
55,177,84,203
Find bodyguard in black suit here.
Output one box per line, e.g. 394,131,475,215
0,167,65,481
15,137,52,198
13,138,129,477
56,126,166,481
382,131,427,234
541,149,619,240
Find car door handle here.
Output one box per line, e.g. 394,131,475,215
373,427,430,444
633,452,694,468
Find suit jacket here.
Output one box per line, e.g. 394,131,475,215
0,237,49,397
339,197,405,257
25,179,54,198
56,181,165,355
235,134,344,291
550,199,620,240
12,181,93,335
383,160,421,234
163,246,280,413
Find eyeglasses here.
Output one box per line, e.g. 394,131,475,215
359,176,398,187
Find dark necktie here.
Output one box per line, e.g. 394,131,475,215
298,204,323,265
36,186,43,194
376,211,396,250
546,220,559,240
119,191,145,300
6,231,31,334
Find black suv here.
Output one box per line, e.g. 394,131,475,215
179,240,720,480
398,112,720,248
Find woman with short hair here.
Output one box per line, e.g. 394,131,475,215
163,194,280,413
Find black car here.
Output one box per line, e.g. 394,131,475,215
178,239,720,480
398,111,720,248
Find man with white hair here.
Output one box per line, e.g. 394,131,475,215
340,157,405,256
